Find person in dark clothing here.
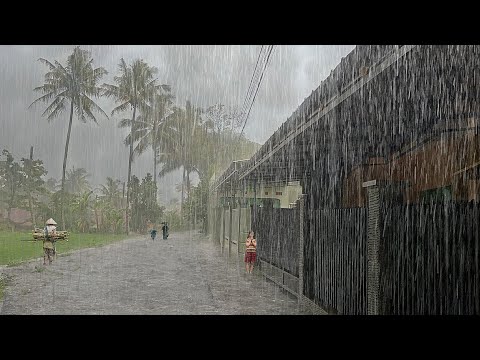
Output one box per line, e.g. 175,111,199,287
150,228,157,241
162,222,169,240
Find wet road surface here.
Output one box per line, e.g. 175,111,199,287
1,230,312,315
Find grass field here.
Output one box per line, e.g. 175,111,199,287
0,231,130,266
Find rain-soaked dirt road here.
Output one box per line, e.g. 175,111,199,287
0,231,312,315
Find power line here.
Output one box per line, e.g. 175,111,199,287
240,45,265,118
242,46,270,118
237,45,274,145
211,45,274,192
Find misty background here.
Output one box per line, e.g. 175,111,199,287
0,45,355,205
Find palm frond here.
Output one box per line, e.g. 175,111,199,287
133,136,151,156
161,84,171,93
37,58,57,71
158,161,182,178
29,89,65,108
41,94,67,117
102,83,120,98
45,97,67,121
91,67,108,85
111,101,131,116
118,118,133,128
79,94,109,120
118,58,129,76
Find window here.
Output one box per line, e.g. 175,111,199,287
421,186,452,202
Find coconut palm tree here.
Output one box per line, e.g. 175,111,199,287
102,58,169,234
100,177,123,208
156,101,203,218
30,46,108,230
64,166,91,194
120,90,175,202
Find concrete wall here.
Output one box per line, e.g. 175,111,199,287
221,181,303,209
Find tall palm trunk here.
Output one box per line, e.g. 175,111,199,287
181,166,185,224
186,168,192,228
186,168,191,198
61,101,75,231
28,149,36,227
125,104,136,235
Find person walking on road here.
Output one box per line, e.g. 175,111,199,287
150,228,158,241
244,230,257,274
43,218,57,265
162,222,169,240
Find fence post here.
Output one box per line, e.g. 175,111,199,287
217,207,221,244
222,205,226,254
216,207,221,243
253,178,257,225
298,195,305,308
363,180,381,315
238,200,242,256
228,202,233,256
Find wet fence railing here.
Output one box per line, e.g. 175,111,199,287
305,208,368,315
253,205,367,314
254,207,300,277
253,207,301,298
209,192,480,314
304,200,480,315
380,201,480,315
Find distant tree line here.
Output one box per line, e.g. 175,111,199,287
0,46,258,234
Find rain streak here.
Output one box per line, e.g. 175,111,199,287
0,45,479,315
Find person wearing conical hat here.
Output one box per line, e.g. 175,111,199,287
46,218,57,225
43,218,57,265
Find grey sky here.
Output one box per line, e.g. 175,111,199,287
0,45,355,204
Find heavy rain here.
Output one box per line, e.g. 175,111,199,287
0,44,479,317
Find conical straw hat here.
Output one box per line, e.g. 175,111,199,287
45,218,57,225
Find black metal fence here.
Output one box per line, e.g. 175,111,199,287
250,198,479,315
380,201,480,315
253,206,300,277
305,207,368,314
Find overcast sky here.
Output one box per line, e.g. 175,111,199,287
0,45,355,204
